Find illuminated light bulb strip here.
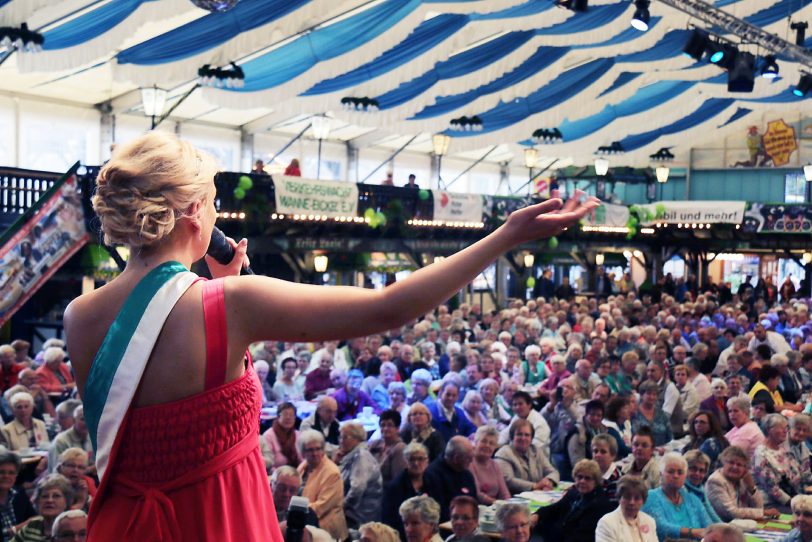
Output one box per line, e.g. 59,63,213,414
218,211,246,219
675,223,714,229
581,226,631,233
640,227,656,234
406,219,486,229
269,213,368,223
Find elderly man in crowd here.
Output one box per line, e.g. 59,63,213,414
271,466,320,527
499,391,550,455
429,381,476,442
423,436,478,522
338,422,383,528
49,404,91,474
300,396,340,455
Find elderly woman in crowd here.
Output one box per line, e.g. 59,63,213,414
388,382,410,422
621,426,661,489
368,409,407,486
1,391,49,452
591,434,623,500
0,450,34,536
595,475,658,542
261,402,300,471
399,496,442,542
632,381,672,447
706,445,779,521
724,396,765,456
364,361,398,410
469,425,510,505
682,450,721,523
461,390,488,428
750,365,802,414
254,359,275,406
641,452,713,541
537,355,571,401
788,414,812,489
383,443,432,541
338,422,383,528
522,345,546,385
297,430,347,541
359,522,400,542
779,495,812,542
408,369,436,409
55,448,94,511
272,357,303,403
478,378,500,421
533,459,614,541
698,379,731,430
495,418,559,493
602,396,632,459
400,402,445,462
496,503,531,542
754,413,803,507
682,410,729,470
34,347,74,396
11,473,72,542
492,380,517,429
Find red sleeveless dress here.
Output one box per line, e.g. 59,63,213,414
88,279,282,542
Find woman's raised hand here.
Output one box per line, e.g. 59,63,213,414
503,190,600,246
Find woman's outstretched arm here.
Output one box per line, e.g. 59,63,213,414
229,193,599,344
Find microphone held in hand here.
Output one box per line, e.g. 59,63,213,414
207,226,253,275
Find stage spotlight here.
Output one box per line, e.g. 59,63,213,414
683,29,709,60
728,51,755,92
760,55,779,79
631,0,650,31
793,73,812,97
708,42,737,70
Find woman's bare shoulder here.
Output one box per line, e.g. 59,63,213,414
63,283,126,374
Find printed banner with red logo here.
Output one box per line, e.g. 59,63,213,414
0,166,89,327
432,191,483,223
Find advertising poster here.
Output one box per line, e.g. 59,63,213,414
273,175,358,218
742,203,812,233
0,168,89,327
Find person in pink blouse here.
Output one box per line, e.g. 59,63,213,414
468,425,510,504
724,396,765,457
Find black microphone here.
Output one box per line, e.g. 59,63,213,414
207,226,253,275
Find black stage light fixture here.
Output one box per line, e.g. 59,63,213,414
631,0,650,31
708,41,738,70
191,0,239,11
728,51,755,92
793,73,812,97
791,21,808,46
760,55,779,79
683,29,709,60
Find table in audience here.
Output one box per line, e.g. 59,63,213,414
747,515,794,542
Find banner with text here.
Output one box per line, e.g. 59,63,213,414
638,201,746,225
0,169,89,327
742,203,812,233
433,191,483,223
274,175,358,218
584,203,630,228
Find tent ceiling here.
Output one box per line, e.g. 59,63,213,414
0,0,810,169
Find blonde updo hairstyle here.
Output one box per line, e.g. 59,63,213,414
92,131,219,247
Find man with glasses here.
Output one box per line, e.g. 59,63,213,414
446,495,488,542
271,466,320,527
50,509,86,541
300,396,340,456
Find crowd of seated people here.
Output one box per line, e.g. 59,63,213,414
0,272,811,541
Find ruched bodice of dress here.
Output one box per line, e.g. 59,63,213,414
113,368,260,484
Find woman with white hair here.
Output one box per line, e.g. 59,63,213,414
12,473,73,541
1,391,49,451
522,345,546,385
698,379,731,430
779,495,812,542
470,425,510,504
461,391,487,428
754,413,802,506
254,359,275,406
34,348,74,397
399,496,442,542
724,397,765,456
640,452,713,541
49,509,87,542
496,502,531,542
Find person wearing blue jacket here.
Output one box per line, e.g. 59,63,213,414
429,381,476,442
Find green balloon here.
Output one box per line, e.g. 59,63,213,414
233,187,246,200
375,211,387,227
238,175,253,191
526,277,536,289
418,189,430,200
364,208,375,220
548,236,559,249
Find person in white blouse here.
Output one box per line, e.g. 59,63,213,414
595,475,658,542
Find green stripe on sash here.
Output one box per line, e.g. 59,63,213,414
84,261,189,451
